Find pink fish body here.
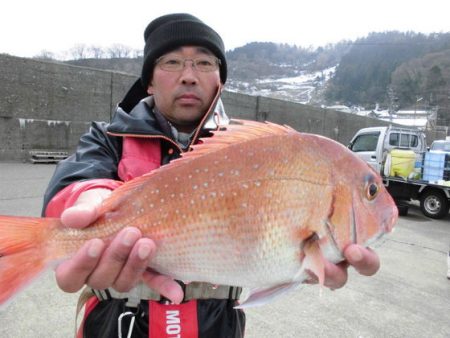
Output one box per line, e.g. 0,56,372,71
0,120,397,307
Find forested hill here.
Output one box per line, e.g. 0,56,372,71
226,33,450,124
60,31,450,123
64,41,350,81
325,31,450,111
226,41,350,80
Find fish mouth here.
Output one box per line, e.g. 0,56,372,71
358,205,398,248
387,204,399,232
377,204,398,234
319,200,398,263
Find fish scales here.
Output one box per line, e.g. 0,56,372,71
50,124,327,284
58,124,333,286
0,119,398,307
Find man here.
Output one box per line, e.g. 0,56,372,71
43,13,380,338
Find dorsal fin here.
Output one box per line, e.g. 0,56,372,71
186,119,295,157
98,119,296,213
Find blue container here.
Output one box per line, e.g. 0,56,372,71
424,151,446,168
423,168,444,181
423,151,446,181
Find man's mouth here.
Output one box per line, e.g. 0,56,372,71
177,94,200,104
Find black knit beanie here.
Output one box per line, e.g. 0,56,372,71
141,13,227,87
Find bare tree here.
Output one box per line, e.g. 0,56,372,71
34,50,55,60
88,45,105,59
107,44,132,58
69,44,88,59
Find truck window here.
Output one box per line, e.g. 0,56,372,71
389,133,418,148
351,133,380,152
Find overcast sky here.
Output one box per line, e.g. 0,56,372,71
1,0,450,59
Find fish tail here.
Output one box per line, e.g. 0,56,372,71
0,215,59,307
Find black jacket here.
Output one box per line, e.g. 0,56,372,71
42,79,227,214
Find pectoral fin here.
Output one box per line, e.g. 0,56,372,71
235,238,326,309
234,282,302,309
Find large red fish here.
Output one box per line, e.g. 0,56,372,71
0,120,397,308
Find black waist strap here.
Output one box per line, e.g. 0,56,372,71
92,282,242,307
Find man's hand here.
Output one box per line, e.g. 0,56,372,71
320,244,380,290
55,188,183,304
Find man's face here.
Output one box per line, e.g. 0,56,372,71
147,46,221,132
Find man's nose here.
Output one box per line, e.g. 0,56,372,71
180,61,198,84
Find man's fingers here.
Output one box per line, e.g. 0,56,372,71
60,204,98,229
344,245,380,276
142,270,184,304
112,238,156,292
75,188,112,205
55,239,105,293
55,227,158,294
85,227,141,290
309,245,380,291
323,260,349,290
60,188,112,228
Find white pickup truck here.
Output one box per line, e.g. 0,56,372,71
349,126,450,219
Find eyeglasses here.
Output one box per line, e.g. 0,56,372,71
155,55,221,72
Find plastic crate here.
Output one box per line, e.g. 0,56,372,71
423,151,450,181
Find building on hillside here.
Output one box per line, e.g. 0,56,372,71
326,104,438,129
349,107,436,129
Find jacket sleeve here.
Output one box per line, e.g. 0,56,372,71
42,121,123,216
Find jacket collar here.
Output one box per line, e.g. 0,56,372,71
107,78,230,144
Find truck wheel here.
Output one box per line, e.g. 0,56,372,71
420,190,449,219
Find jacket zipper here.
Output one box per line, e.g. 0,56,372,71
188,84,222,149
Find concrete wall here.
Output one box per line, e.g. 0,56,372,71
0,55,135,161
0,54,444,161
221,92,394,143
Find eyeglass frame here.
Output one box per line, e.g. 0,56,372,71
154,54,221,73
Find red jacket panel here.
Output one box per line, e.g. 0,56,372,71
45,137,162,217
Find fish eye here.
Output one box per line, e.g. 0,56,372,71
366,183,379,200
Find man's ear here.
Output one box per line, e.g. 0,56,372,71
147,85,153,96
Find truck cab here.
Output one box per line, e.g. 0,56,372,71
348,126,427,174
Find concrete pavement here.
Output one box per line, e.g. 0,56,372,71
0,162,449,338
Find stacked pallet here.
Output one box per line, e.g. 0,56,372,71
29,150,68,164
